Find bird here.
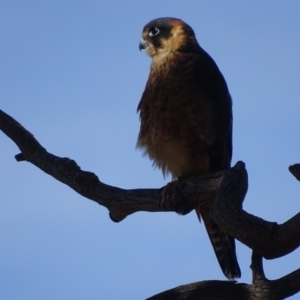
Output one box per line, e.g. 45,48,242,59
136,17,241,279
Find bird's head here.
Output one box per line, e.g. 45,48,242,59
139,17,199,58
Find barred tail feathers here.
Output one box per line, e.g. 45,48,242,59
196,206,241,279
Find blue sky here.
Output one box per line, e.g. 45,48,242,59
1,1,300,299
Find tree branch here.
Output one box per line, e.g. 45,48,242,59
0,109,223,222
2,109,300,299
210,162,300,259
0,110,300,259
289,164,300,182
147,253,300,300
1,109,300,256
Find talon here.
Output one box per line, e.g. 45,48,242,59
161,181,176,210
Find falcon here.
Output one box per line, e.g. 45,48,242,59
137,17,241,279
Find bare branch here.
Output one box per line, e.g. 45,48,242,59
0,109,223,222
251,252,266,282
147,254,300,300
1,108,300,258
2,109,300,299
289,164,300,182
1,109,300,256
210,162,300,259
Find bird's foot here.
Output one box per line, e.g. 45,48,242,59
160,177,198,215
160,181,177,210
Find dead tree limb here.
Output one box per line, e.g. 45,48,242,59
1,109,300,258
0,109,223,222
1,108,300,299
147,253,300,300
210,162,300,259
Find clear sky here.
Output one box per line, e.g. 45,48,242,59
1,1,300,299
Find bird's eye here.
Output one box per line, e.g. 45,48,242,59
149,27,160,37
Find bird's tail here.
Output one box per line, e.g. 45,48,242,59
196,206,241,279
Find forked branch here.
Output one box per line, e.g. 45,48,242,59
1,109,300,299
210,161,300,259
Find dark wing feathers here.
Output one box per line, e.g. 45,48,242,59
192,49,233,170
192,49,239,279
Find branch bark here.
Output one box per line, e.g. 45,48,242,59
0,109,224,222
1,109,300,299
210,162,300,259
147,253,300,300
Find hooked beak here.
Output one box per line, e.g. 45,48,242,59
139,39,147,51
